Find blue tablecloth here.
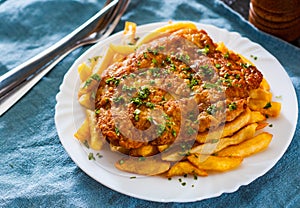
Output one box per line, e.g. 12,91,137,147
1,0,299,207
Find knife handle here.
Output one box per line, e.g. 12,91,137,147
0,0,118,99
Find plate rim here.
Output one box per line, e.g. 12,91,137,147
55,21,298,203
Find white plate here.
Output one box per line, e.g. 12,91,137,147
55,22,298,202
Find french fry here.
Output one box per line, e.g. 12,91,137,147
110,43,136,55
166,161,208,177
262,101,281,117
115,157,170,176
130,145,159,157
78,63,92,82
216,132,273,157
196,109,252,143
260,78,270,91
136,22,197,46
256,122,269,130
187,154,243,171
248,110,266,124
249,88,272,101
123,21,137,45
157,144,169,152
191,123,258,155
86,109,104,150
248,100,281,117
74,118,90,143
74,22,281,177
78,92,94,109
78,74,101,97
110,144,130,155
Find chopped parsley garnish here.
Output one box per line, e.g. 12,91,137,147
145,102,155,109
224,52,229,59
250,54,258,60
131,97,143,107
158,45,165,51
88,56,101,62
228,102,237,111
133,109,141,121
113,96,124,103
165,56,172,63
115,127,120,136
138,86,150,99
215,63,221,69
206,105,217,115
241,63,251,68
203,82,221,90
200,65,214,78
152,58,158,65
177,53,190,63
188,78,198,89
149,80,155,85
187,126,197,136
171,129,177,137
138,157,146,161
95,109,101,114
157,124,166,136
96,153,103,158
88,153,95,160
211,139,219,143
105,77,120,86
263,102,272,109
143,52,148,59
169,63,176,71
147,116,153,123
197,45,210,55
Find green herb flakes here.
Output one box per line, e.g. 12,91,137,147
88,153,95,160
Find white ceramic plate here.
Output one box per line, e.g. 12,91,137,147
55,22,298,202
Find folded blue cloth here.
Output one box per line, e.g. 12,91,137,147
0,0,299,207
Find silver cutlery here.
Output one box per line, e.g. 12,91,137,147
0,0,130,116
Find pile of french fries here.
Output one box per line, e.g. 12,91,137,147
74,22,281,178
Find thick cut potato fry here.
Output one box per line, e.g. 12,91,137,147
260,78,270,91
188,154,243,171
196,109,252,143
110,43,136,55
249,88,272,101
78,92,94,109
256,122,269,130
115,157,170,176
86,109,104,150
110,144,130,155
74,118,90,143
216,132,273,157
123,21,137,45
157,145,169,152
130,145,159,157
191,123,257,155
78,75,100,97
136,22,197,46
262,102,281,117
78,63,92,83
248,110,266,124
166,161,208,177
248,100,281,117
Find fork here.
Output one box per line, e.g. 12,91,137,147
0,0,130,116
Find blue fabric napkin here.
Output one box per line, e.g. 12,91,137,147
1,0,299,207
